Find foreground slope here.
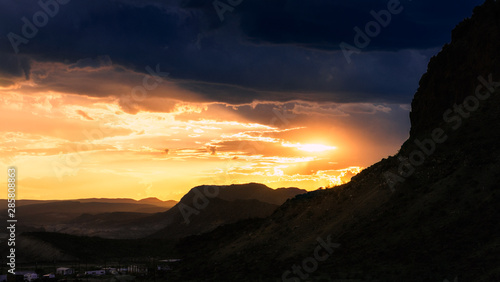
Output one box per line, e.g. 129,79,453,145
175,2,500,281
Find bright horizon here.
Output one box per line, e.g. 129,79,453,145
0,75,405,201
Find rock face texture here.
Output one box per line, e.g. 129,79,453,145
410,0,500,139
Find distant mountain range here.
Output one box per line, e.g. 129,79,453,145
1,184,305,239
5,184,306,263
0,197,177,238
0,197,177,208
149,183,306,239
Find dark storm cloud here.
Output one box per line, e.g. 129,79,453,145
184,0,483,50
0,53,31,86
69,56,113,69
0,0,484,103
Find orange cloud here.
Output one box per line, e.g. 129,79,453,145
0,60,411,201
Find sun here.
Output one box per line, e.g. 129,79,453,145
282,142,337,153
297,144,337,152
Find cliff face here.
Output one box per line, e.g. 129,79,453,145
409,0,500,138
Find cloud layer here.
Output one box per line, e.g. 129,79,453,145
0,0,483,104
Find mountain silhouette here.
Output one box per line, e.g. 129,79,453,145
149,183,306,239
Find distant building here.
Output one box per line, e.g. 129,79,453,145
158,258,181,271
127,265,148,274
23,272,39,281
159,259,182,263
103,267,117,275
118,267,128,273
85,269,106,276
43,273,56,279
56,267,74,276
13,271,38,281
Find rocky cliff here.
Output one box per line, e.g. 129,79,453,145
409,0,500,139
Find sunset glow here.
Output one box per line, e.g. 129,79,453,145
282,142,337,153
0,59,413,201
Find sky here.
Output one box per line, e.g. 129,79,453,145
0,0,484,200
